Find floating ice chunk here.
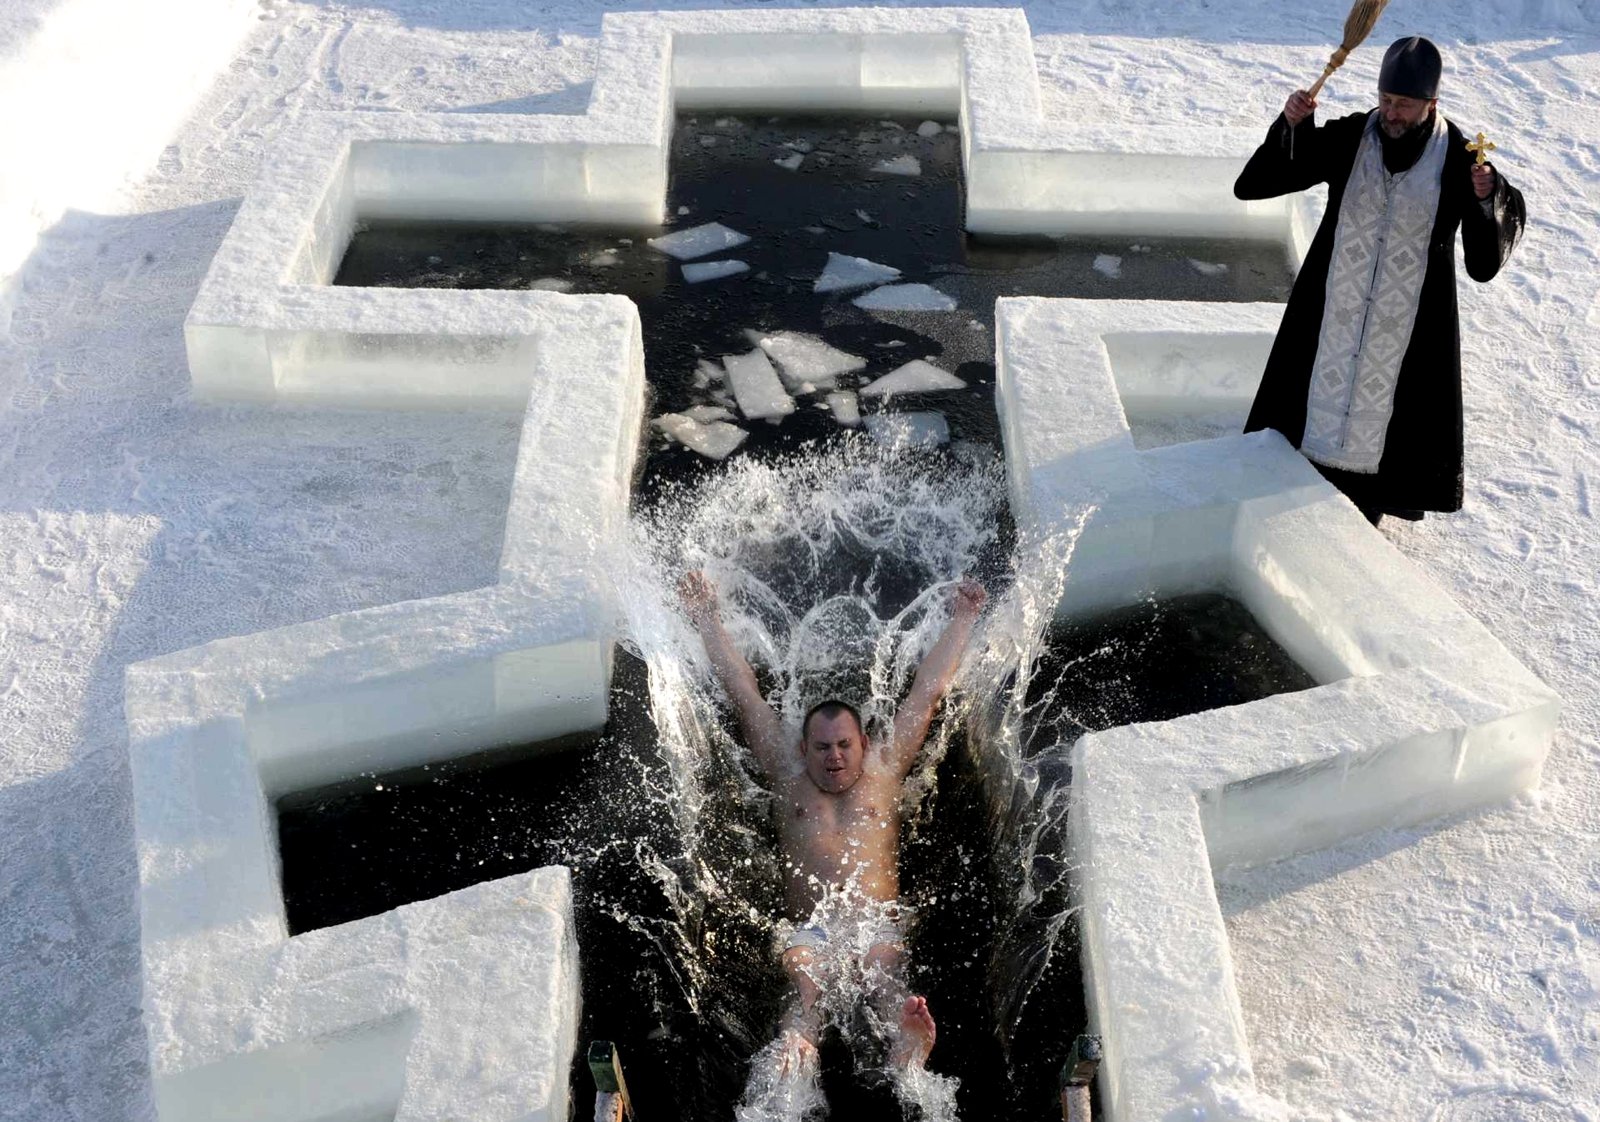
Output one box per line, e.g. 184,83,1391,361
649,223,750,260
692,358,725,389
814,252,901,294
589,249,620,267
723,349,796,420
860,359,966,398
682,259,750,284
944,123,959,133
1189,259,1229,276
873,154,922,176
1093,254,1122,279
917,120,944,138
854,209,877,226
529,277,575,292
852,284,957,312
803,225,827,235
774,153,805,171
877,340,907,348
746,330,867,392
654,413,747,460
685,404,734,424
878,120,905,131
826,390,861,428
699,135,719,147
677,206,691,216
1129,243,1152,253
865,412,949,448
784,139,814,153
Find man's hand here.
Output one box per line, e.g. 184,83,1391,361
1471,162,1496,200
951,579,987,621
679,569,718,623
1283,89,1317,127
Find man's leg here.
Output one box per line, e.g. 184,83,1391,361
778,945,824,1074
863,942,935,1070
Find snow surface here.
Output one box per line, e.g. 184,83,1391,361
2,2,1599,1120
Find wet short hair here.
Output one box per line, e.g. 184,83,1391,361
801,699,865,743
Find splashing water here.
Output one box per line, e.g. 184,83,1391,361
603,440,1095,1119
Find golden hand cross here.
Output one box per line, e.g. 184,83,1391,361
1466,131,1497,166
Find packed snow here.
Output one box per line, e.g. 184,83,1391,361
2,2,1598,1121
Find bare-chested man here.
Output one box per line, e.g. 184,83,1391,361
680,570,987,1085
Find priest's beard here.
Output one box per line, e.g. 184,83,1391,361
1380,110,1434,173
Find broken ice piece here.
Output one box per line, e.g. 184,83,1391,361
864,412,949,449
814,252,901,293
699,135,718,147
745,330,867,392
654,413,748,460
1092,254,1122,280
872,154,921,176
803,225,827,235
685,404,734,423
774,153,805,171
528,277,576,292
860,359,965,398
784,138,814,153
1189,259,1229,276
682,259,750,283
692,357,725,389
852,284,957,312
826,390,861,428
589,249,620,267
649,222,750,260
722,349,796,420
677,206,690,216
854,209,878,226
917,120,944,138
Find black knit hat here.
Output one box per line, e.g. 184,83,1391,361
1379,36,1442,99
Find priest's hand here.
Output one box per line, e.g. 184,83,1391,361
1471,162,1496,200
1283,89,1317,127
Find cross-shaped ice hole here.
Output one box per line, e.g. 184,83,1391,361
131,7,1556,1122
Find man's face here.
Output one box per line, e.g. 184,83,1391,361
1377,91,1436,139
801,711,866,794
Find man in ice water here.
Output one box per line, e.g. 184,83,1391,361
680,570,987,1079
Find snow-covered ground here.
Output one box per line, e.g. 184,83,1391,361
1,1,1597,1119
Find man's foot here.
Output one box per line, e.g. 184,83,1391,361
776,1028,819,1080
889,995,936,1069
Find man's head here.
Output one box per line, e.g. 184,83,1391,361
1377,36,1441,139
800,699,866,794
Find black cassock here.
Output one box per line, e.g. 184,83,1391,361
1235,111,1526,514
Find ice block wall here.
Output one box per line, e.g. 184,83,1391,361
993,296,1559,1120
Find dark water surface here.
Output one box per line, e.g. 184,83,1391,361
302,115,1305,1119
335,114,1292,498
278,594,1312,1120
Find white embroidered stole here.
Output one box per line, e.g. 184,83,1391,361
1301,111,1448,473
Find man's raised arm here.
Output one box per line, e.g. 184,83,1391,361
886,579,988,778
680,570,789,778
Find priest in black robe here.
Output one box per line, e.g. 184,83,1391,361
1235,36,1526,525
